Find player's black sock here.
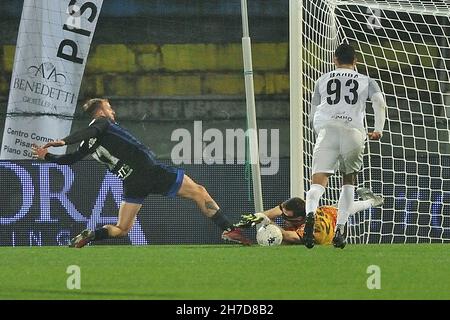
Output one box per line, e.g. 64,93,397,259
336,223,345,234
93,227,109,241
211,209,234,231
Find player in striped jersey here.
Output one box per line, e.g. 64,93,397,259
32,98,251,247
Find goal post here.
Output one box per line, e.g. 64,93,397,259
290,0,450,243
289,0,304,198
241,0,264,213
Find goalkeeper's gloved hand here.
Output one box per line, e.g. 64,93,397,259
234,214,264,228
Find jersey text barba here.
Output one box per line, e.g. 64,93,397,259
329,72,358,78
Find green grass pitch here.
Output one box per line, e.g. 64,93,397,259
1,244,449,300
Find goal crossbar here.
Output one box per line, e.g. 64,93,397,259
330,0,450,16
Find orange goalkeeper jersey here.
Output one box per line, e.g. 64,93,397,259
283,206,338,245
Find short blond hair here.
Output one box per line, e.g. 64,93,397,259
82,98,107,116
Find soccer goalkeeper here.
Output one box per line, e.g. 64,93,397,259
235,188,382,246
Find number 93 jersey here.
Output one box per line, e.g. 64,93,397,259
311,68,381,132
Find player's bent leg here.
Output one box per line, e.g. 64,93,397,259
105,201,142,237
334,188,383,248
333,129,364,250
342,173,356,186
333,173,355,249
356,187,384,207
177,174,251,245
68,201,142,248
177,174,220,217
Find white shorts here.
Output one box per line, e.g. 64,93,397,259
312,126,366,175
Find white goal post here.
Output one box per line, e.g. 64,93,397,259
290,0,450,243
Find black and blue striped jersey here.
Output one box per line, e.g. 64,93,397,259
45,117,157,180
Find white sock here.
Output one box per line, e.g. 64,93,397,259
305,184,326,215
337,185,355,225
348,200,373,216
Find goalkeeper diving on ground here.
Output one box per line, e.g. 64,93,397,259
235,188,383,246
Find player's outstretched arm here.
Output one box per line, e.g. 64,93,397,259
263,206,283,220
234,205,283,228
45,118,110,147
43,140,66,148
234,214,264,228
32,145,89,165
32,146,49,160
280,229,302,244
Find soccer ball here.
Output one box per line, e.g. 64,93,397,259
256,224,283,246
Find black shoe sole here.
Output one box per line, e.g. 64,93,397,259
332,237,346,249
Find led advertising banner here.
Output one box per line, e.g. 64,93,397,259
0,158,448,246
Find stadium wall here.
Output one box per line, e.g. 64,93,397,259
0,42,289,97
0,159,289,246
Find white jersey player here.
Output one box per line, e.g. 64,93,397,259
303,43,386,249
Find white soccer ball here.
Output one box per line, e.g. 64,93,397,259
256,224,283,246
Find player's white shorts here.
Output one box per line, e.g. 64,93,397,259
312,126,366,175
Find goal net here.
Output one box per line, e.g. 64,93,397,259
290,0,450,243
